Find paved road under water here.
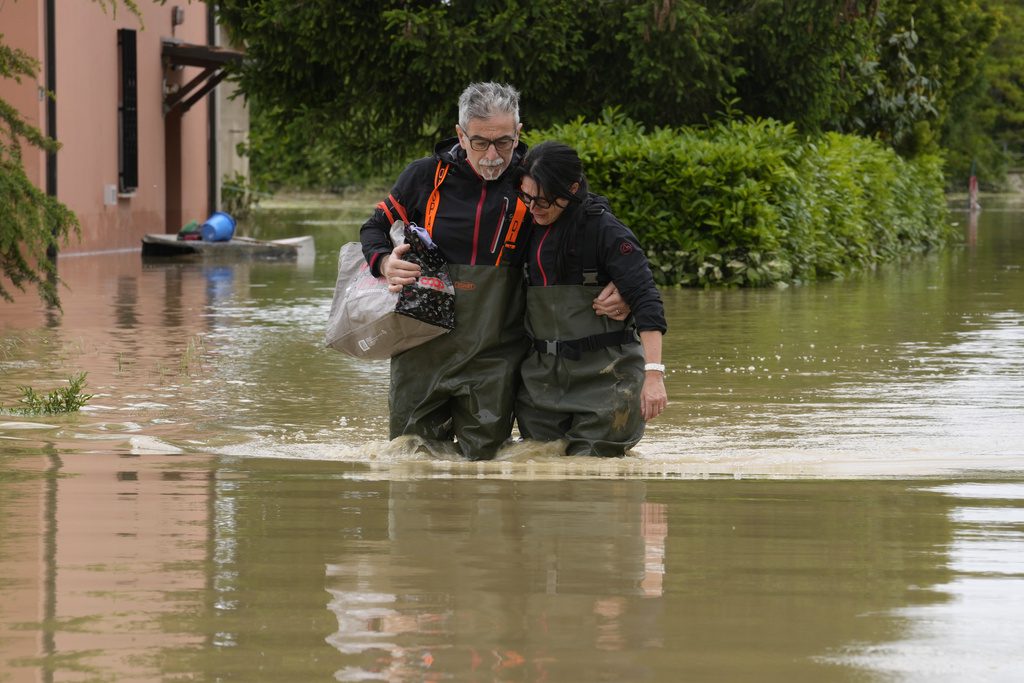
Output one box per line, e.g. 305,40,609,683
1,196,1023,680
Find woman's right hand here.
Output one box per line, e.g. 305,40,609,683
641,373,668,421
382,243,421,292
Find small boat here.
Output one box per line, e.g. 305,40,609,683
141,234,315,262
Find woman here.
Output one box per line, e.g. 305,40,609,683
514,141,668,456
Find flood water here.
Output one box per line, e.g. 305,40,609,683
1,195,1023,681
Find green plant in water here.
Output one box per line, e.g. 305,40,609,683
4,372,93,415
178,335,207,376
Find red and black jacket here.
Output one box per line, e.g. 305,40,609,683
360,137,530,274
526,194,668,334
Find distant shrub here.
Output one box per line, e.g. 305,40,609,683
527,111,954,286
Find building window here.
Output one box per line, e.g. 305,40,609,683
118,28,138,193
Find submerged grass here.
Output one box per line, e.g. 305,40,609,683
151,335,209,382
1,372,93,415
179,335,207,376
0,469,48,484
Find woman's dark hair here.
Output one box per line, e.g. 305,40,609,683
517,141,586,206
515,141,590,281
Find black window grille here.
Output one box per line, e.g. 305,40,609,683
118,28,138,193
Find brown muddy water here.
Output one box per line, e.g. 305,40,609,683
1,196,1023,681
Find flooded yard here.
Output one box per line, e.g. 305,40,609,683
1,195,1023,681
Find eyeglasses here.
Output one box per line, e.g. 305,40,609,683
466,135,517,152
516,189,556,209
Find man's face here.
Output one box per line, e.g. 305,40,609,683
456,113,521,181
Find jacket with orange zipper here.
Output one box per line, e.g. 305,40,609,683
360,137,529,275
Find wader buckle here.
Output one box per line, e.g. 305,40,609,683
532,328,638,361
532,338,582,361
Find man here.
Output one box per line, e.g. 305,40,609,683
360,82,625,460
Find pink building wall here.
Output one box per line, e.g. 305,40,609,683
1,1,215,254
0,0,46,189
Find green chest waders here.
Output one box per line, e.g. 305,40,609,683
516,285,645,456
389,264,528,460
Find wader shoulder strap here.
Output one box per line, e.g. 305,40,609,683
495,199,528,266
377,194,409,225
424,160,450,237
581,211,602,285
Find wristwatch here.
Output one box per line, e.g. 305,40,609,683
644,363,666,373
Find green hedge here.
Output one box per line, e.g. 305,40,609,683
526,112,954,286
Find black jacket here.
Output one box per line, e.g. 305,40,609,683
360,137,529,274
525,194,667,334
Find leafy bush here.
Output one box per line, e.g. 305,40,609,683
527,112,954,287
3,372,93,415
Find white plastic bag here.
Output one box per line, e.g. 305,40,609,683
324,223,450,359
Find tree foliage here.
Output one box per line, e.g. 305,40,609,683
980,0,1024,157
217,0,1004,189
0,38,78,308
942,0,1024,187
718,0,879,134
870,0,997,167
218,0,743,187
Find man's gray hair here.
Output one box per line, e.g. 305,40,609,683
458,82,520,130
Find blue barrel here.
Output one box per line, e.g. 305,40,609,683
201,211,236,242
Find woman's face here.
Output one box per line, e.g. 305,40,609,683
519,175,571,226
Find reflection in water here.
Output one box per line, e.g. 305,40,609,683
0,451,211,681
42,448,59,683
203,265,236,305
825,483,1024,681
640,502,667,597
113,275,139,330
162,266,185,329
3,454,1024,681
323,481,665,681
211,477,242,646
966,206,979,247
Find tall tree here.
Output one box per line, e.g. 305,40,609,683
219,0,742,184
980,0,1024,156
864,1,997,156
717,0,880,134
217,0,1000,187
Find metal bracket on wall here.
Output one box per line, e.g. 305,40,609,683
161,39,243,116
